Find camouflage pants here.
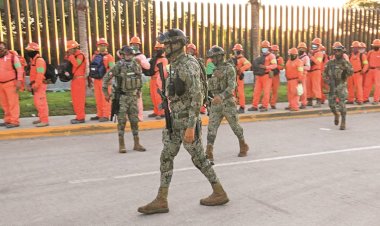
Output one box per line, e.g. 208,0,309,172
207,97,244,145
117,94,139,137
328,83,348,114
160,121,219,187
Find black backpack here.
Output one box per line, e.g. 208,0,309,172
57,59,73,82
89,54,106,79
33,57,58,84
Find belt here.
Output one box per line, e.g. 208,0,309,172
73,75,86,79
0,78,16,84
354,70,362,73
172,112,189,119
287,77,298,81
307,69,320,72
369,67,380,70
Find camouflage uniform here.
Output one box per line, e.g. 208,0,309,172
103,57,145,152
160,53,218,187
323,57,353,129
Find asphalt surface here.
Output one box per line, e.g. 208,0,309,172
1,113,380,226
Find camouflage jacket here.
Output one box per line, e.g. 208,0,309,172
207,61,236,100
167,53,203,129
102,58,142,94
323,58,353,86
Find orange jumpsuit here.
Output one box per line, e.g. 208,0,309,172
348,53,368,103
92,52,114,119
270,56,284,107
66,50,87,120
307,51,324,99
364,50,380,102
29,54,49,123
150,57,168,115
320,54,329,103
235,55,252,108
285,58,304,111
252,53,277,109
298,53,310,106
0,52,23,125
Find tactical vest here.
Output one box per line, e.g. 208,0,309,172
117,60,142,93
208,63,230,94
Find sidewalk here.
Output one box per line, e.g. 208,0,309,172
1,101,380,140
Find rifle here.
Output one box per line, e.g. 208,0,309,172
157,62,173,139
110,76,122,122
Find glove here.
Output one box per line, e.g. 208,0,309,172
239,73,244,80
184,127,195,144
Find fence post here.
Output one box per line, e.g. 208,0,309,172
249,0,260,58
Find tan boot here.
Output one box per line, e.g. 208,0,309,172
200,182,229,206
133,136,146,152
119,136,126,153
333,112,340,126
138,187,169,214
238,139,249,157
206,144,214,163
340,113,346,130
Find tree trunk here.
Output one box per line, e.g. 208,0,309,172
250,0,261,58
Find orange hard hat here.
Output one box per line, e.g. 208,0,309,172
25,42,40,51
360,42,367,48
312,38,322,45
154,42,164,49
319,45,326,51
261,40,271,48
187,43,197,51
288,48,298,55
372,39,380,47
130,36,141,45
332,41,343,48
297,42,307,49
271,45,279,51
97,38,108,46
232,44,243,51
351,41,360,48
66,40,80,50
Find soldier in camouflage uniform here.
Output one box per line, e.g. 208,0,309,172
206,46,249,163
103,46,146,153
138,29,229,215
323,42,353,130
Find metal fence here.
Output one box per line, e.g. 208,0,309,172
0,0,379,65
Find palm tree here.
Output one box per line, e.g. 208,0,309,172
76,0,89,74
249,0,261,58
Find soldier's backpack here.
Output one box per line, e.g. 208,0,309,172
89,54,106,79
252,55,266,76
57,59,73,82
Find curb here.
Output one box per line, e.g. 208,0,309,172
1,105,380,140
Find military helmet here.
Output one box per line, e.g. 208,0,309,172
120,45,134,55
206,46,225,58
158,29,188,45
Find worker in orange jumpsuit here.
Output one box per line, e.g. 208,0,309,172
347,41,368,105
270,44,284,109
364,39,380,104
319,45,329,104
66,40,87,124
130,36,150,121
148,42,168,119
297,42,310,109
248,40,277,112
230,44,251,113
359,42,368,89
307,38,324,108
0,41,23,128
285,48,304,111
25,42,49,127
90,38,115,122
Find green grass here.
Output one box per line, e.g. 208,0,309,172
0,83,287,118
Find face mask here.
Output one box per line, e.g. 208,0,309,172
234,50,241,56
290,55,297,61
298,50,305,56
27,51,38,59
374,47,380,51
131,46,139,51
359,49,365,54
261,48,269,54
98,46,107,52
311,44,318,50
353,48,359,54
156,50,164,57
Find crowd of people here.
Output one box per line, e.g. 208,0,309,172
0,34,379,129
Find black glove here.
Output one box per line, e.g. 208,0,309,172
239,73,244,80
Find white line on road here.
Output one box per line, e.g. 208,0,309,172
319,128,332,131
68,145,380,184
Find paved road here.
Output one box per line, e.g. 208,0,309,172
1,113,380,226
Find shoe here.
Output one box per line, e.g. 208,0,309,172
6,124,19,128
155,115,162,120
270,105,276,109
290,108,299,111
160,114,165,118
260,108,268,112
99,117,109,122
32,120,41,125
372,102,379,105
0,122,8,127
248,107,258,111
363,100,370,103
148,113,157,118
70,119,85,124
307,99,313,106
36,122,49,127
357,102,363,105
259,105,264,109
237,107,245,114
90,116,100,121
346,101,354,104
299,104,306,109
285,106,290,110
133,136,146,152
200,182,229,206
119,135,126,153
238,139,249,157
138,187,169,214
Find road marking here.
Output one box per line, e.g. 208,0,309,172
68,145,380,184
320,128,332,131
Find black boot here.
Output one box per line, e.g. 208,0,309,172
307,98,313,106
340,112,346,130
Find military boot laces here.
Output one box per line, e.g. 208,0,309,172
119,136,126,153
200,182,229,206
133,136,146,152
206,144,214,164
138,187,169,214
238,139,249,157
340,114,346,130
